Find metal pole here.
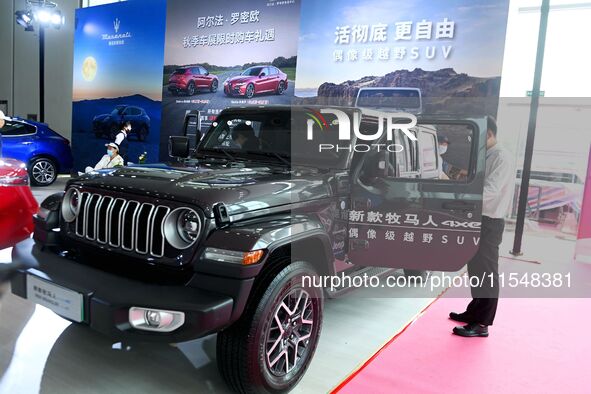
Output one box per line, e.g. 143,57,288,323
39,25,45,123
511,0,550,256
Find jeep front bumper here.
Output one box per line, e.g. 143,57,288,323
10,238,240,343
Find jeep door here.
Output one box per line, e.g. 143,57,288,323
347,118,486,272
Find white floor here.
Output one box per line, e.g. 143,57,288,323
0,176,436,394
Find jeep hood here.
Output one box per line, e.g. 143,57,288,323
69,163,330,218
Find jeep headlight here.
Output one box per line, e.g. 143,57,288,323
61,188,81,223
163,207,201,249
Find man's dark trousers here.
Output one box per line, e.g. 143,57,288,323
465,215,505,326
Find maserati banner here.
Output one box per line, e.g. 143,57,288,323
71,0,166,170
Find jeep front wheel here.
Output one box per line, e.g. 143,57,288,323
217,259,323,394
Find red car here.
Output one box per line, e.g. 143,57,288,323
0,158,38,250
223,65,288,99
168,65,219,96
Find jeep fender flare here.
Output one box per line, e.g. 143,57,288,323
200,214,336,278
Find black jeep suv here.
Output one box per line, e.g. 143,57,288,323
12,106,486,393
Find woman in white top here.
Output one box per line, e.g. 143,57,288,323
84,143,124,173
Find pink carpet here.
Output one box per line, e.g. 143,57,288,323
333,297,591,394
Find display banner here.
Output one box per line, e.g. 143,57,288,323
295,0,509,116
71,0,166,170
159,0,301,159
293,0,510,271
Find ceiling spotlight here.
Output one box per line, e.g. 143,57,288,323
15,10,34,30
34,9,51,24
15,1,64,31
50,10,64,29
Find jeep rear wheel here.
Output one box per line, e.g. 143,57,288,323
217,259,323,394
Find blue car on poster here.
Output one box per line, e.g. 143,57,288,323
92,105,151,141
0,117,73,186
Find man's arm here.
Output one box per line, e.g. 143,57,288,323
114,132,124,146
483,151,513,208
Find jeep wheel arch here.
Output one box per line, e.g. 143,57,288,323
201,215,336,278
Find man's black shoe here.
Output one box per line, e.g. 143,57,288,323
453,323,489,337
449,311,471,323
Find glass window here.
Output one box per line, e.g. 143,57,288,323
385,124,474,182
123,107,141,116
241,67,263,76
0,121,36,136
418,131,438,172
356,88,421,111
395,130,417,176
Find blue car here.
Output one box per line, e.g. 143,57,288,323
0,117,73,186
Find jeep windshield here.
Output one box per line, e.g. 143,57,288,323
356,89,420,111
197,107,364,169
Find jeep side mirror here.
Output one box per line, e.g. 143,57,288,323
205,71,209,76
169,136,190,159
259,73,266,77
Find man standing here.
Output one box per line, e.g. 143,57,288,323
114,121,131,163
450,116,514,337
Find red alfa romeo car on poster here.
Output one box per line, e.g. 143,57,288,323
168,65,219,96
223,65,288,99
0,158,38,250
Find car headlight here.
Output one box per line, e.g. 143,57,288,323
61,188,81,223
163,207,202,249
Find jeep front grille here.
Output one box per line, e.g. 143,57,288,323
73,192,170,257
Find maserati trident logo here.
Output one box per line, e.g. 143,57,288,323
102,17,130,45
